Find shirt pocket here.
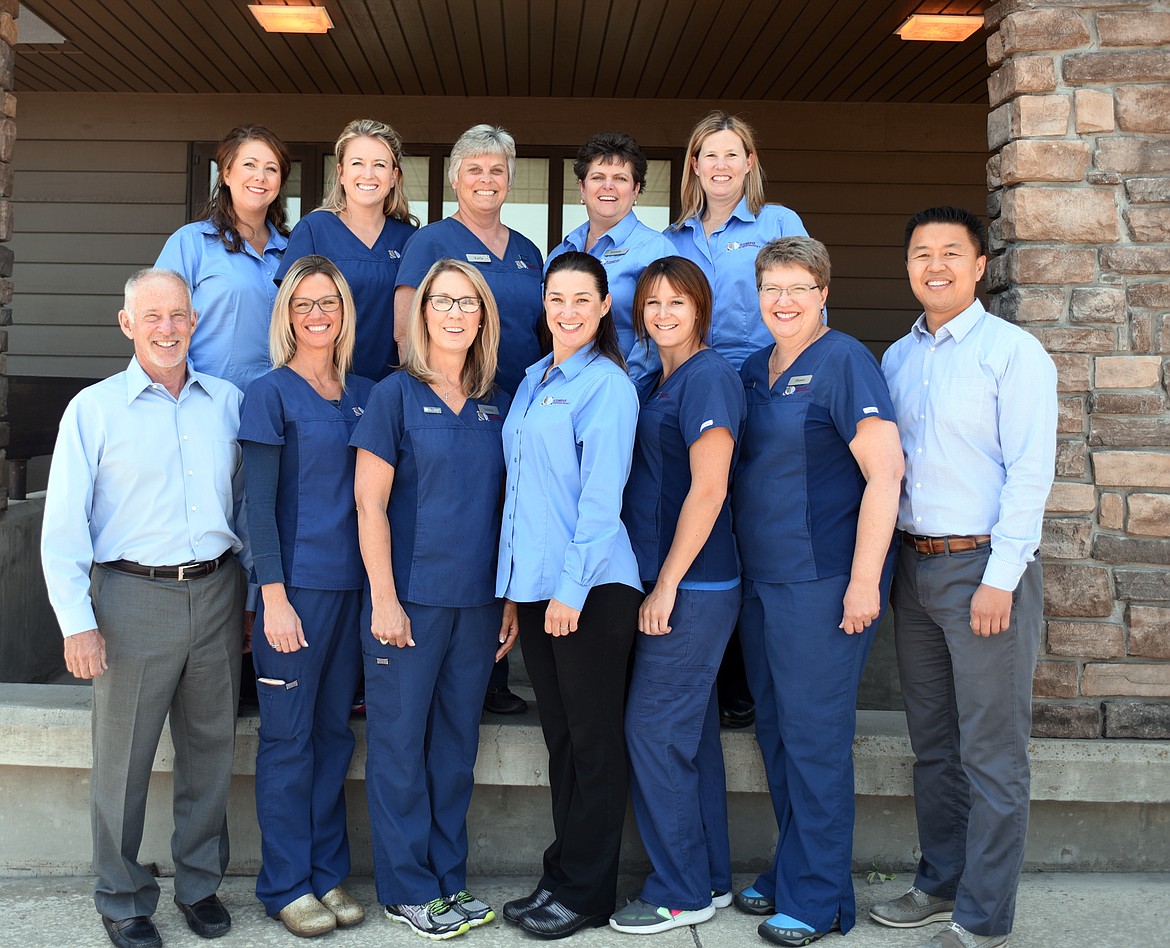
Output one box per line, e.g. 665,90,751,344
934,377,991,433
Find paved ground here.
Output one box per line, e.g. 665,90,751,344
1,872,1166,947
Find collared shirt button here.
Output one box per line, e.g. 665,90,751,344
915,516,922,522
188,470,194,476
914,483,921,489
191,505,197,511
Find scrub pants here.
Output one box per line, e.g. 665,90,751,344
363,599,500,904
739,574,877,936
626,585,738,911
253,587,363,916
893,544,1042,938
517,583,642,916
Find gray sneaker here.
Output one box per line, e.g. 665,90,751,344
921,922,1008,948
384,899,471,940
446,890,495,927
870,887,955,928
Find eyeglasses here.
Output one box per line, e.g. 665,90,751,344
758,284,821,302
290,295,342,315
426,295,483,313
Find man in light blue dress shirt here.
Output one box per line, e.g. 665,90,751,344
41,269,251,948
874,208,1057,948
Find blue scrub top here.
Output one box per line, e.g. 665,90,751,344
546,211,676,385
395,217,543,396
239,367,374,590
732,330,896,584
350,371,509,608
156,220,288,391
664,198,808,370
275,210,417,383
623,348,746,588
496,346,642,610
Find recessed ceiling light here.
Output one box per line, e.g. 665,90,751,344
248,4,334,34
895,14,984,42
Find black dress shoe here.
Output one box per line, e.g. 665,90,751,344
502,886,554,923
719,696,756,729
518,899,609,939
102,915,161,948
175,894,232,938
483,685,528,715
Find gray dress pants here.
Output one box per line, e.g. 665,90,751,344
892,542,1042,938
89,558,244,920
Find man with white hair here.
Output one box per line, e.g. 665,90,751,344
42,268,250,948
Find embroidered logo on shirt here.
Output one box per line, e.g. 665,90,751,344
727,240,761,252
352,406,364,416
863,406,880,414
466,253,491,263
515,259,532,270
540,396,569,406
423,406,442,414
699,419,714,432
387,250,401,259
477,403,501,422
376,657,390,666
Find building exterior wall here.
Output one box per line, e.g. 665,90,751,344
0,0,16,513
985,0,1170,738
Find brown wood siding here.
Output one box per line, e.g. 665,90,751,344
8,93,987,378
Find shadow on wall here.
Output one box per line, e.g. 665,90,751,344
0,497,68,683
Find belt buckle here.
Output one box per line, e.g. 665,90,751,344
176,562,198,582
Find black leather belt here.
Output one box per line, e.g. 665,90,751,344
902,533,991,555
103,550,232,581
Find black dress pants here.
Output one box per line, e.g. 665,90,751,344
517,582,642,915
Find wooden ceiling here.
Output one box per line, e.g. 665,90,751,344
18,0,991,103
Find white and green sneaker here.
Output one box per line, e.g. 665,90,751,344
384,899,471,940
609,897,716,934
446,890,496,927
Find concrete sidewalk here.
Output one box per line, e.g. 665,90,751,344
1,872,1165,947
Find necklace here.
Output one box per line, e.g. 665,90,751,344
770,325,827,377
435,376,464,403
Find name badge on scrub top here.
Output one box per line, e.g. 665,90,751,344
602,247,629,258
783,374,813,397
423,406,442,414
466,253,491,263
477,403,500,422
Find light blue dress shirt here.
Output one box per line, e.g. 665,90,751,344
496,346,642,610
664,197,808,369
882,300,1057,592
41,358,251,636
546,210,676,384
156,220,288,391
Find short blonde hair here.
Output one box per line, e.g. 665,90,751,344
320,118,418,226
674,111,767,227
401,259,500,400
449,125,516,188
755,236,831,291
270,255,358,384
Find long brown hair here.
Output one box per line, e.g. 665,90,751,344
673,111,766,228
201,124,291,253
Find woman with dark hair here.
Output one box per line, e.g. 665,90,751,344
610,257,745,935
546,132,675,385
157,124,291,391
239,255,373,937
352,259,512,941
498,252,642,939
277,119,418,382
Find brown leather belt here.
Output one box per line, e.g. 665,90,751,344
902,533,991,555
103,550,232,581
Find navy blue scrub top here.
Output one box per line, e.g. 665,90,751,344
349,370,510,607
732,330,897,584
239,367,375,590
395,217,543,396
275,210,417,383
623,348,746,587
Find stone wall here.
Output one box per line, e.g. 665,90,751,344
0,0,14,514
984,0,1170,738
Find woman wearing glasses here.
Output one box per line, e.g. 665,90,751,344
352,260,512,941
239,256,374,937
731,237,903,947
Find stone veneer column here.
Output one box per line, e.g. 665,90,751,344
0,0,15,515
983,0,1170,738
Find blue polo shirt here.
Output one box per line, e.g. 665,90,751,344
156,220,288,391
546,210,676,384
732,330,896,584
350,371,509,608
276,210,417,382
665,198,808,370
239,367,374,590
395,217,543,396
623,347,746,588
496,346,641,609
